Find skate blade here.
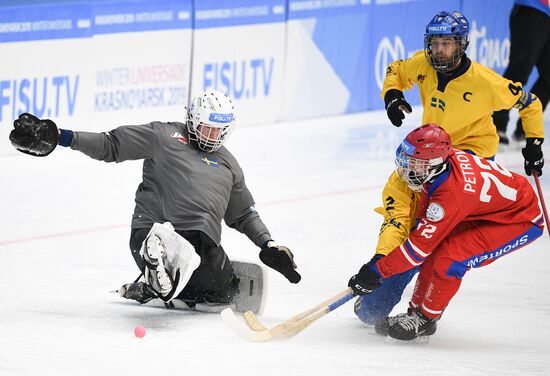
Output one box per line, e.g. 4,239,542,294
384,334,433,344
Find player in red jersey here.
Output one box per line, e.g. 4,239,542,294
348,124,544,341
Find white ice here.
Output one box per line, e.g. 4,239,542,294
1,109,549,376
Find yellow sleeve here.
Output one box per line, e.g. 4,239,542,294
517,94,544,139
381,51,425,98
373,171,421,256
491,76,544,139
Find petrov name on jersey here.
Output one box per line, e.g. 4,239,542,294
455,151,477,194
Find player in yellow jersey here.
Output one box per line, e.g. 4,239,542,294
353,10,545,334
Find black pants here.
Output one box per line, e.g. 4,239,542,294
130,228,237,304
493,5,550,134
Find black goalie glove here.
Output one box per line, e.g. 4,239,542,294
260,241,301,284
348,256,383,296
384,89,412,127
522,138,544,176
9,113,59,157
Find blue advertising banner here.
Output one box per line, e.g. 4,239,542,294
462,0,514,75
190,0,287,126
463,0,538,89
0,0,192,43
194,0,286,29
0,0,542,130
366,0,461,110
0,0,194,155
282,0,371,120
90,0,193,128
92,0,192,35
289,0,370,18
0,2,91,43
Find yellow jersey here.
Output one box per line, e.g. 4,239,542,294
374,171,421,256
382,51,544,158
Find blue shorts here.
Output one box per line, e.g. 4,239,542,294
353,267,419,325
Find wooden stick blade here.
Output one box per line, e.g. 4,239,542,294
242,288,353,333
221,289,355,342
243,310,267,331
221,308,274,342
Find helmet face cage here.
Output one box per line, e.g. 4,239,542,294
395,143,444,190
187,119,234,153
424,35,468,73
395,124,453,190
424,11,469,73
187,90,235,153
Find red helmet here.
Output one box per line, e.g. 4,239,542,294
396,124,453,189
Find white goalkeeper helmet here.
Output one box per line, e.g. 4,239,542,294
187,90,236,153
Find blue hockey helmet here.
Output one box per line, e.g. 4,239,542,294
424,11,469,73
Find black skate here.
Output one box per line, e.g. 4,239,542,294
374,311,410,336
387,308,437,341
119,282,158,304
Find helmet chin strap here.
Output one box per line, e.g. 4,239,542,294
407,163,448,191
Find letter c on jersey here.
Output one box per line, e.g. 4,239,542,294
463,92,472,102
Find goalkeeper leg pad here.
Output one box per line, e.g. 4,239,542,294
141,222,201,302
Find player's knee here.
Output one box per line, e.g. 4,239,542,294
437,259,468,280
185,245,235,293
211,273,239,303
180,264,237,304
353,268,419,324
354,296,381,325
353,290,397,325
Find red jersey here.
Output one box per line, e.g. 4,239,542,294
376,149,544,278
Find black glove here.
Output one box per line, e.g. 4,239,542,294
522,138,544,176
384,89,412,127
9,113,59,157
260,241,301,284
348,256,383,296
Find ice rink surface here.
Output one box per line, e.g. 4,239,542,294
1,109,549,376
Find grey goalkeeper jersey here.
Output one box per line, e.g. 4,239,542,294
70,121,271,247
